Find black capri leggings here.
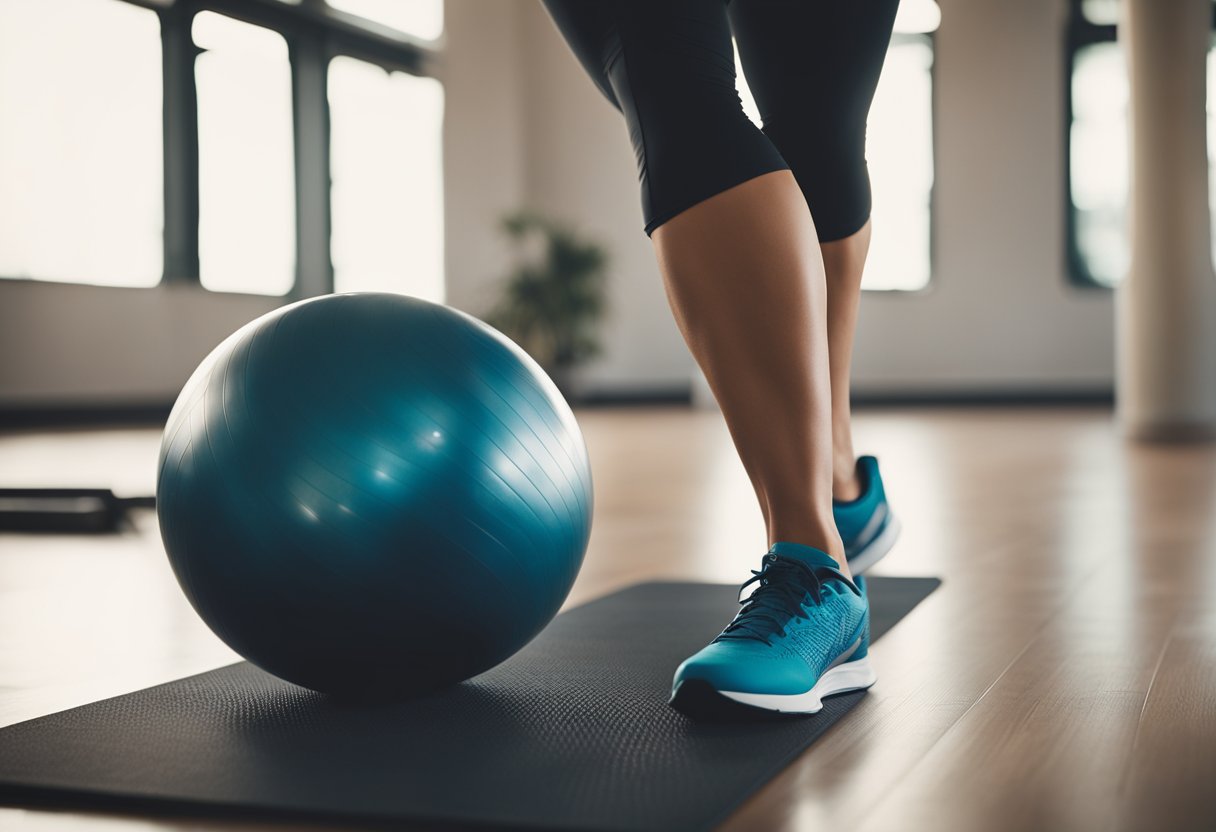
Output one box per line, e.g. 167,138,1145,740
540,0,900,240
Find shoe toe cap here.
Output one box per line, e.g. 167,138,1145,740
672,640,813,696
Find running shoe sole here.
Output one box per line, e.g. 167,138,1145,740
670,656,877,718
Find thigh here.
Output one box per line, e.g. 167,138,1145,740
540,0,788,235
540,1,622,110
542,0,742,116
727,0,900,129
727,0,899,240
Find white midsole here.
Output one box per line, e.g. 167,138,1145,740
718,657,878,714
848,511,902,575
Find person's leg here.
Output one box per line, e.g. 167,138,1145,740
818,215,901,573
541,0,877,716
542,0,844,565
652,171,843,563
727,0,899,503
822,222,872,501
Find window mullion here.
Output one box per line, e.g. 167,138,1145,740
161,2,200,284
291,33,334,298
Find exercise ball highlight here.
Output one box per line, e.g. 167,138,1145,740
157,292,593,698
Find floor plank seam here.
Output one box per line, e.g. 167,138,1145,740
1115,616,1178,801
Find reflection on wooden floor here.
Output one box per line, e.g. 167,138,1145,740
1,405,1213,831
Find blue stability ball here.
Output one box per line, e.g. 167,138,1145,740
157,293,593,698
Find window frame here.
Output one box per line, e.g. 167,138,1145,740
1063,0,1216,289
10,0,442,297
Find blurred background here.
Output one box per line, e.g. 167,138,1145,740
1,4,1215,829
1,0,1205,413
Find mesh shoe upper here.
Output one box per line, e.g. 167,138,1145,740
672,543,869,697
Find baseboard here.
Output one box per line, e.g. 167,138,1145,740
0,385,1116,429
573,387,694,407
849,387,1115,407
0,403,173,429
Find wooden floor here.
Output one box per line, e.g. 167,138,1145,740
0,405,1213,831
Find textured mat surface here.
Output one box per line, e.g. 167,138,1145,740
0,578,938,832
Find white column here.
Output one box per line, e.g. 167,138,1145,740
1117,0,1216,440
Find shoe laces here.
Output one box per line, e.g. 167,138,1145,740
714,554,829,646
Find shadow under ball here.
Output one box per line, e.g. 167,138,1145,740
157,293,594,698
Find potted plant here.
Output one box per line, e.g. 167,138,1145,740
484,210,609,399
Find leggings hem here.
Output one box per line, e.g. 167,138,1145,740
816,211,873,244
643,161,792,237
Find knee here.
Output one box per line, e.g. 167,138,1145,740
763,113,872,242
604,49,788,235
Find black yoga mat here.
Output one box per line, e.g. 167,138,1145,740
0,577,939,832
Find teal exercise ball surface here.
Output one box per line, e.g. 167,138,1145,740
157,292,594,698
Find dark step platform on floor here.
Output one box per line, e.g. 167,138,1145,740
0,578,939,832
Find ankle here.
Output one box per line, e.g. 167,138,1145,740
833,458,862,502
831,437,860,503
766,516,848,574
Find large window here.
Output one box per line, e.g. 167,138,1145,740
0,0,445,299
1067,0,1216,287
734,0,939,292
0,0,163,288
328,0,443,42
329,56,444,300
865,16,936,293
194,11,296,295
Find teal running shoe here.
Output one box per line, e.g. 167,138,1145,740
669,541,875,717
836,455,901,574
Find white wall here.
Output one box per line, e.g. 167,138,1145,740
0,0,1116,408
514,0,694,395
440,0,527,316
0,281,278,406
